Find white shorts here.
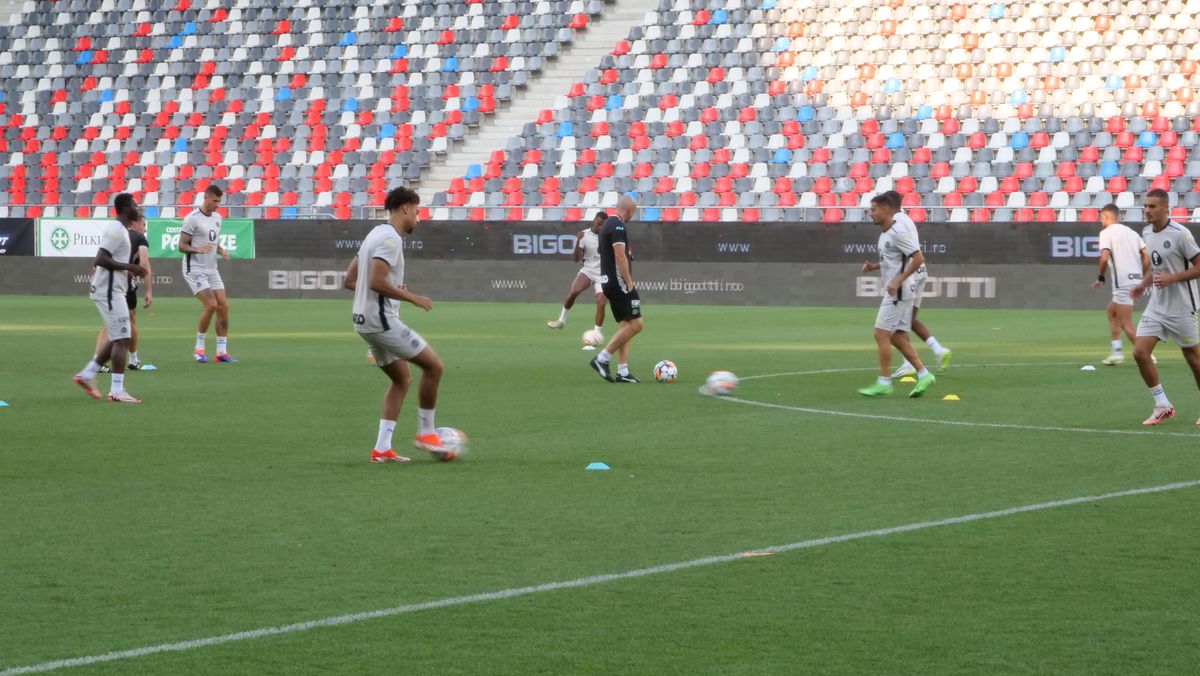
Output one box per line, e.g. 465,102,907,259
94,298,132,340
1137,310,1200,348
577,270,605,296
359,323,429,366
1111,287,1133,306
912,275,928,309
875,297,915,333
185,269,225,295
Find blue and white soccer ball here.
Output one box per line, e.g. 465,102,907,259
654,360,678,383
705,371,738,396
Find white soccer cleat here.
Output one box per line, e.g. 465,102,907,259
1143,406,1175,426
107,391,142,404
546,319,564,329
1102,353,1125,365
890,362,917,378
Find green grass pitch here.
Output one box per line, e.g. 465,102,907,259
3,295,1200,674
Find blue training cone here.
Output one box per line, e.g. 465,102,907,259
585,462,610,471
0,401,8,407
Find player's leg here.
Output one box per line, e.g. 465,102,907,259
1115,302,1137,345
409,345,451,455
909,308,952,372
859,327,897,396
193,288,217,362
212,286,236,363
128,307,140,368
104,301,139,402
368,343,411,462
1133,331,1173,424
1101,302,1125,364
892,331,936,398
593,287,606,331
549,273,591,328
613,316,643,382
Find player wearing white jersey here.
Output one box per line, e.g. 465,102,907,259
343,187,452,463
73,193,146,403
180,185,236,363
546,211,608,336
858,195,935,398
882,191,952,378
1130,189,1200,426
1091,204,1149,365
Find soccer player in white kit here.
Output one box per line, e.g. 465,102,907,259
180,185,236,363
1129,189,1200,425
546,211,608,334
857,195,936,398
73,193,146,403
1091,204,1148,365
881,191,952,378
342,187,452,462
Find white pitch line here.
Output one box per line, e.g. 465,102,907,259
4,479,1200,675
706,363,1200,439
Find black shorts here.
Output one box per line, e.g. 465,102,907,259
604,286,642,322
126,289,138,311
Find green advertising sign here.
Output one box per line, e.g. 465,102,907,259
147,218,256,259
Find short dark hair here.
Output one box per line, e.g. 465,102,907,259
205,184,224,197
870,194,895,207
883,190,902,210
593,211,608,221
113,192,136,218
1100,204,1120,218
1146,188,1170,203
385,186,420,211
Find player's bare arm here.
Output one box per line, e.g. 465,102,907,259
343,256,359,290
614,242,634,290
217,245,230,262
1153,253,1200,288
573,230,585,263
369,258,432,310
95,247,144,277
886,250,924,296
178,231,212,255
139,244,153,307
1092,249,1111,288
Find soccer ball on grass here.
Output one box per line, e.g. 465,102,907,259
654,360,678,383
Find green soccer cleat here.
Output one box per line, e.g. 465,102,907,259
937,349,952,373
909,373,936,398
858,381,894,397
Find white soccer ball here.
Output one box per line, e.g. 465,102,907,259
654,360,678,383
434,427,469,461
705,371,739,396
582,329,605,347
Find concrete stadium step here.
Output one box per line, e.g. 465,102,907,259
413,0,660,206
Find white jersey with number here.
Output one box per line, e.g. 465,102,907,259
578,228,602,281
1143,221,1200,317
180,208,222,274
1098,222,1145,291
89,220,131,305
877,220,920,302
352,224,406,334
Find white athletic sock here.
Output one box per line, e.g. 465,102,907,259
195,333,206,352
917,368,931,378
1112,339,1122,353
594,325,602,333
617,363,629,376
558,307,569,323
1150,385,1170,408
877,376,892,386
597,349,612,364
129,351,139,364
216,337,227,354
926,336,945,355
375,419,395,451
111,373,124,393
417,408,436,436
80,360,101,378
